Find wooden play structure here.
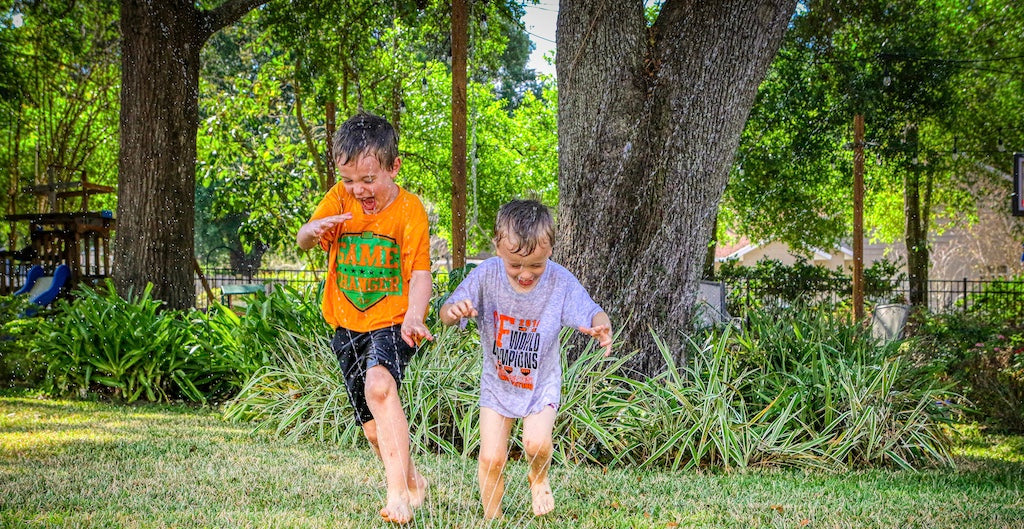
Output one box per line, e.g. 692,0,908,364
1,167,116,296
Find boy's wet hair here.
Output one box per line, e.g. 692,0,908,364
333,111,399,171
494,199,555,256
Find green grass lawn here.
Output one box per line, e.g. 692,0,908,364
1,396,1022,529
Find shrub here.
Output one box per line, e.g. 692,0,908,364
719,257,906,315
227,305,955,471
222,329,364,445
34,282,211,402
728,309,954,469
909,311,1024,433
594,310,955,472
962,276,1024,326
0,294,47,388
25,279,331,404
205,282,330,386
222,323,483,452
958,337,1024,432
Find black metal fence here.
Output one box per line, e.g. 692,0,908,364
194,268,324,309
193,267,1024,319
723,276,1024,316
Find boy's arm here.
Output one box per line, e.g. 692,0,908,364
439,299,478,326
296,213,352,250
401,269,434,346
578,311,613,356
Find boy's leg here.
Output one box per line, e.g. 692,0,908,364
362,377,429,506
364,365,425,524
478,407,515,519
522,405,557,516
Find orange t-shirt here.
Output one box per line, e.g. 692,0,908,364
309,185,431,332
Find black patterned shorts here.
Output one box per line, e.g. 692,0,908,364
330,325,416,425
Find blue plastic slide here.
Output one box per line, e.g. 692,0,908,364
15,264,70,306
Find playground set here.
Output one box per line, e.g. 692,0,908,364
0,166,115,306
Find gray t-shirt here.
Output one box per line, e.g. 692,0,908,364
446,257,603,418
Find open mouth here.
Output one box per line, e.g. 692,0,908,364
360,197,377,213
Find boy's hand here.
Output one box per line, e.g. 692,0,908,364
578,324,613,356
401,317,434,347
444,299,478,321
311,213,352,239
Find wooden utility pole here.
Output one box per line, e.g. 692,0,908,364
451,0,468,269
853,114,865,321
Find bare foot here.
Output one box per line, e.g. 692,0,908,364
408,471,428,508
531,480,555,516
380,495,413,525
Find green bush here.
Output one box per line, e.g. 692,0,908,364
911,311,1024,432
34,282,211,402
726,309,954,469
206,282,330,386
958,337,1024,432
719,257,906,314
0,294,47,388
223,314,483,454
26,279,330,404
228,304,955,471
961,276,1024,326
586,310,954,472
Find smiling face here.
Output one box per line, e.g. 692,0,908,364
495,235,552,293
338,153,401,214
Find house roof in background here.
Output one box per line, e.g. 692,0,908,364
716,238,854,262
715,236,751,259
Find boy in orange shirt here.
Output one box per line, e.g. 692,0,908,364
297,112,432,524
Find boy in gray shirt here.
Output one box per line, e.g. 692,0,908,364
440,199,612,520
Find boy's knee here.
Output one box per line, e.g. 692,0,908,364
523,436,552,458
478,450,508,472
363,367,396,403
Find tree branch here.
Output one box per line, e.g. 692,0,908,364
293,60,328,191
198,0,269,41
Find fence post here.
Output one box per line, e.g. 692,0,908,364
963,278,968,311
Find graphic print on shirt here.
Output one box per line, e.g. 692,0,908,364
334,231,403,311
492,311,541,390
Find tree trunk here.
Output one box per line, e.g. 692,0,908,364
115,0,266,309
6,101,22,252
229,243,269,279
556,0,795,376
901,123,929,308
904,166,929,308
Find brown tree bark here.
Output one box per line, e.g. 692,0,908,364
115,0,267,309
556,0,796,376
905,167,930,307
903,123,930,309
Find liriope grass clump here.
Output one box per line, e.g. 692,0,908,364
226,307,955,472
222,329,363,446
223,324,483,455
600,309,956,471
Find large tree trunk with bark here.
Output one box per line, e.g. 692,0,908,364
901,124,930,309
904,167,931,308
115,0,266,309
556,0,796,376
